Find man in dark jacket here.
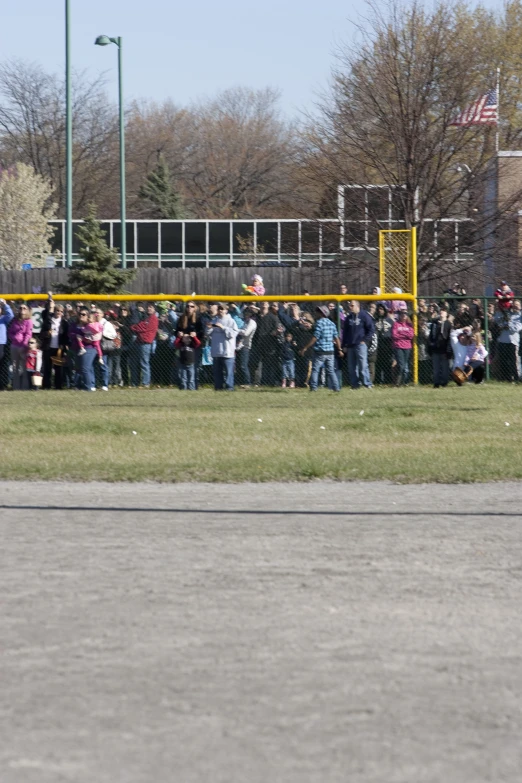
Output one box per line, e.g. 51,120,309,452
40,295,69,389
252,302,281,386
341,300,375,389
428,307,452,387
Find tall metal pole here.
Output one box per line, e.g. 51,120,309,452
117,38,126,269
411,226,418,385
495,67,500,154
65,0,72,268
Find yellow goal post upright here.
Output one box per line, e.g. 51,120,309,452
378,227,418,383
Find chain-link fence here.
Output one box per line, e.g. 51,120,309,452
0,294,520,390
420,294,522,384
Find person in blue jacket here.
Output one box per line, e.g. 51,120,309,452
0,298,14,390
341,300,375,389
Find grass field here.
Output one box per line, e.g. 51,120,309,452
1,385,521,482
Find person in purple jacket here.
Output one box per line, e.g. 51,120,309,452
0,298,14,391
8,303,34,390
341,300,375,389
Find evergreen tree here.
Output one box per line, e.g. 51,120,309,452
61,206,135,294
138,155,185,219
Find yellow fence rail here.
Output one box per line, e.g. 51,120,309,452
0,293,415,303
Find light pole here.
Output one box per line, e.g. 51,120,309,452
455,163,476,217
95,35,127,268
65,0,72,267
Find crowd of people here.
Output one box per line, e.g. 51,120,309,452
0,281,519,391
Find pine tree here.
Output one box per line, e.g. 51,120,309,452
138,155,185,219
61,205,136,294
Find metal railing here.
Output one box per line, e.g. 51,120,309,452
46,218,475,269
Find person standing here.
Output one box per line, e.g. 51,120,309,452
40,295,69,389
69,308,96,391
366,303,378,384
176,301,204,388
174,332,201,390
130,304,159,388
8,303,33,390
208,303,238,391
341,300,375,389
294,313,315,388
0,298,14,391
252,302,281,386
300,305,341,392
116,305,134,386
391,311,414,385
236,308,257,387
492,306,522,382
103,310,123,387
25,337,43,390
281,331,298,388
374,304,394,384
89,308,116,390
428,307,452,388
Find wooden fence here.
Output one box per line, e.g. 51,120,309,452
0,266,483,297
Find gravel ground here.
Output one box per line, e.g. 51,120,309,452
1,481,521,783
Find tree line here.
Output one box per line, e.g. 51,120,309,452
2,0,522,282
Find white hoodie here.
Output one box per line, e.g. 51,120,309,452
450,328,469,369
209,314,238,358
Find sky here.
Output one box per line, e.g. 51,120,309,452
0,0,506,118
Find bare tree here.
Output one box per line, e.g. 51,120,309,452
126,88,303,219
0,60,119,218
125,99,195,217
303,0,522,287
0,63,308,223
184,87,297,218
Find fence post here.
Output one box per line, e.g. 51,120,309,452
483,296,490,382
411,227,418,384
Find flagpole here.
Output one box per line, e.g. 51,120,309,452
496,67,500,153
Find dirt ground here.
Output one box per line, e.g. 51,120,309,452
1,481,521,783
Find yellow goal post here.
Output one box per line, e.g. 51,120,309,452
378,227,418,383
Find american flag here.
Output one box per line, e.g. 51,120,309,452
450,89,498,126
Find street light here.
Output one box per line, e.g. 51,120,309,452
454,163,478,215
95,35,127,268
65,0,72,267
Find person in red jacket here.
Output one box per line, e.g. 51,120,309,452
494,281,515,312
391,310,415,385
130,304,159,387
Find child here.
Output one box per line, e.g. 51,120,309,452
241,274,265,297
281,331,297,388
25,337,42,390
494,281,514,312
464,332,488,384
174,331,201,390
80,313,104,364
388,287,408,317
